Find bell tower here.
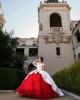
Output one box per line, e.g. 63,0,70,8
0,3,5,30
38,0,75,74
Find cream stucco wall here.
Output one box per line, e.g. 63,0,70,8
38,3,71,34
38,2,75,75
19,38,37,46
38,36,74,75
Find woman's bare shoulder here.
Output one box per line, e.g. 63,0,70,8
42,63,45,66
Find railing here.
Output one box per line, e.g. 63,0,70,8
51,27,62,32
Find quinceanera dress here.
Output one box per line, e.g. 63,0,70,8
16,63,64,99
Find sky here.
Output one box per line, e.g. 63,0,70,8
0,0,80,38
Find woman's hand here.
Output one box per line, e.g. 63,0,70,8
32,59,38,65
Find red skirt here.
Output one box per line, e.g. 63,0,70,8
16,72,59,99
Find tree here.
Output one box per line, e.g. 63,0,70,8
0,29,25,70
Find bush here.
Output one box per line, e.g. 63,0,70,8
0,30,26,70
53,60,80,95
0,68,26,90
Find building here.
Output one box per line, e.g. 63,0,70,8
38,0,78,74
72,20,80,61
0,3,5,29
16,38,38,72
0,1,80,75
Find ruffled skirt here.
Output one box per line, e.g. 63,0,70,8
16,70,64,99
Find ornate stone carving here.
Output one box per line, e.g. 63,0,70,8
43,31,72,45
52,31,63,44
70,23,74,31
39,23,43,31
62,35,72,44
43,35,49,44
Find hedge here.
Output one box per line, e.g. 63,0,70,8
53,60,80,95
0,68,26,90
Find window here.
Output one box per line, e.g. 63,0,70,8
22,44,26,46
78,53,80,60
33,43,37,46
76,29,80,43
56,47,61,56
16,48,24,56
50,13,62,28
21,41,26,46
29,48,38,57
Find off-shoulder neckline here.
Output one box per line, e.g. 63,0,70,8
37,63,45,65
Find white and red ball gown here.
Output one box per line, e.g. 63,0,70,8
16,63,64,99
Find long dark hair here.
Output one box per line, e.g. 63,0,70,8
39,56,44,62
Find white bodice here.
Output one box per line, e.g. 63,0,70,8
36,63,44,71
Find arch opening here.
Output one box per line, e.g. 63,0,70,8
77,53,80,60
50,13,62,28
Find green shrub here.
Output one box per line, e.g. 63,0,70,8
53,60,80,95
0,68,26,90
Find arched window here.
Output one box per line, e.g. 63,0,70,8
50,13,62,27
77,53,80,60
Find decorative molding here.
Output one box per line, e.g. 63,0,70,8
39,23,43,31
51,27,62,32
38,3,71,10
43,31,72,45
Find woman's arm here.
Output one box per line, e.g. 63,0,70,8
42,64,45,70
32,59,38,66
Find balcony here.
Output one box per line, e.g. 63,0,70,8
51,27,62,32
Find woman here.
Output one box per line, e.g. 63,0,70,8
16,57,64,99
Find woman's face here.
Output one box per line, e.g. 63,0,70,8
38,57,41,62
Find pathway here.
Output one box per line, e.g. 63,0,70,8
0,92,77,100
